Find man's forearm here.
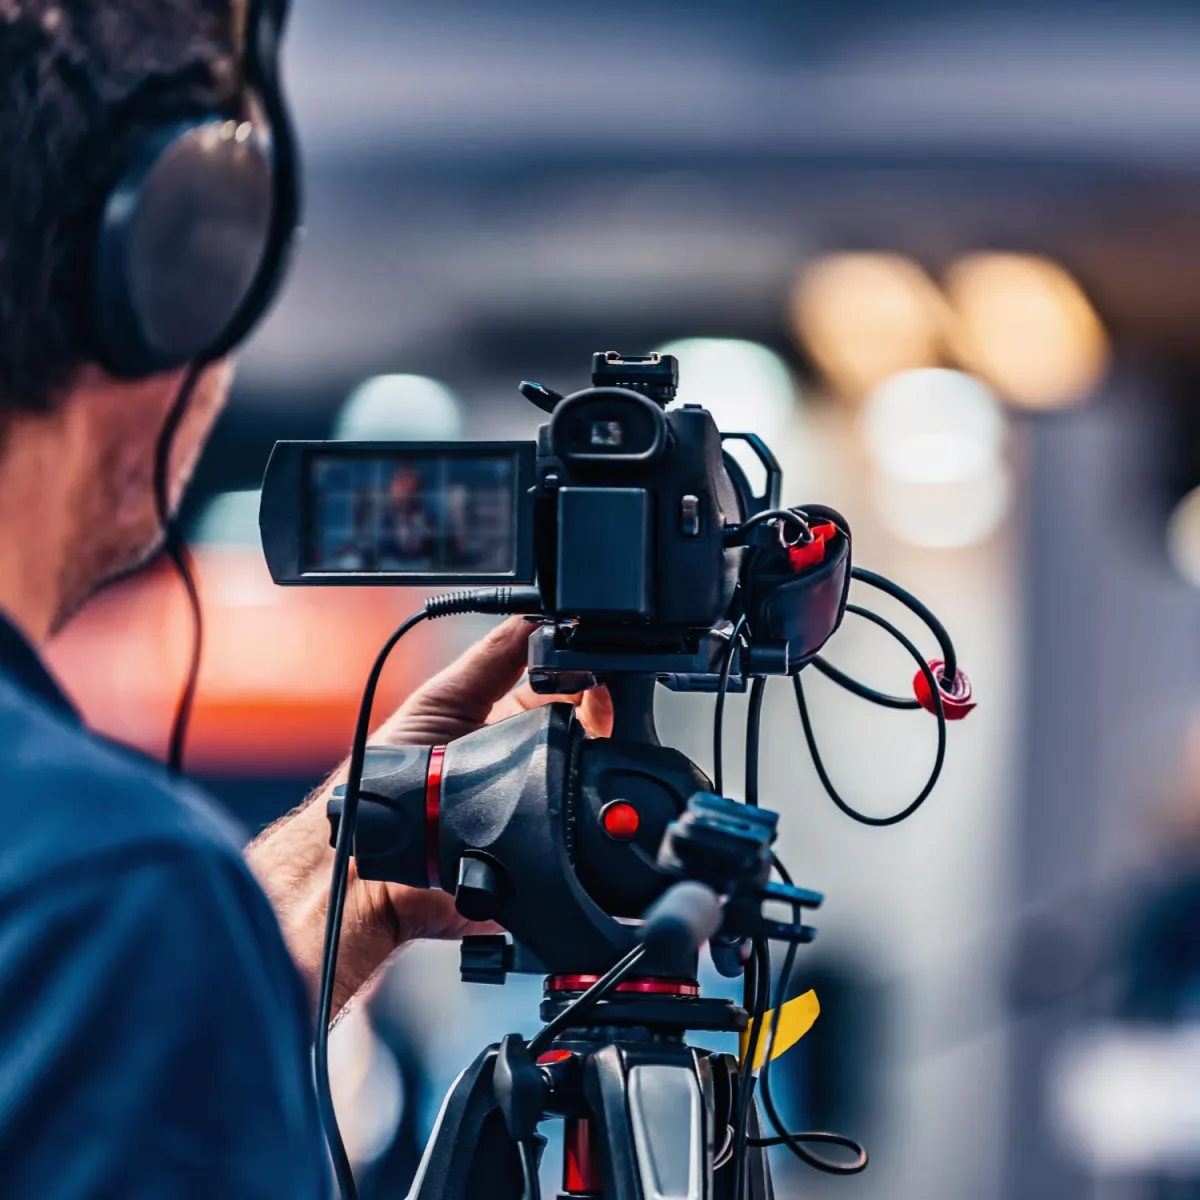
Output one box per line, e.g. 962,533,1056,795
243,618,574,1022
245,771,398,1015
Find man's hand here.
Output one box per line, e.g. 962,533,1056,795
246,617,612,1016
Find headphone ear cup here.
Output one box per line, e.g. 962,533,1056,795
93,117,274,379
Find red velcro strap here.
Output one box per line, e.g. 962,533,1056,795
913,661,976,720
787,522,838,572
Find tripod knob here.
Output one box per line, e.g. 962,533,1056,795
455,854,509,922
461,935,511,985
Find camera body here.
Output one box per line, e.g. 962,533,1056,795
531,353,742,637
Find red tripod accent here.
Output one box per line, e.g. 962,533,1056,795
562,1117,602,1197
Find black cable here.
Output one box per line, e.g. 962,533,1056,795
517,1139,542,1200
750,1130,870,1154
151,362,206,775
770,853,793,886
731,675,771,1197
315,607,432,1200
810,655,921,710
312,588,544,1200
796,605,946,827
732,937,771,1200
734,684,869,1182
851,566,958,683
751,849,869,1174
812,565,964,709
744,676,766,808
528,943,646,1059
755,937,868,1174
723,506,811,546
732,692,871,1188
713,614,747,795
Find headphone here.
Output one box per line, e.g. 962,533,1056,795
90,0,300,379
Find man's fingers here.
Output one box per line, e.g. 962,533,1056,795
488,681,614,738
375,616,534,744
384,884,501,943
487,680,579,723
374,615,615,748
579,686,614,738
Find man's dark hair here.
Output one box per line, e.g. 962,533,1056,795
0,0,240,414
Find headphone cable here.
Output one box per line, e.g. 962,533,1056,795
152,362,206,775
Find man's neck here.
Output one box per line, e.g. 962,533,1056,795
0,411,80,647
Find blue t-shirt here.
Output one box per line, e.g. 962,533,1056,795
0,612,330,1198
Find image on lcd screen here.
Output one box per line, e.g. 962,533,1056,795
305,453,517,574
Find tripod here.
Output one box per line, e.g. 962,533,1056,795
400,675,801,1200
325,652,872,1200
406,969,774,1200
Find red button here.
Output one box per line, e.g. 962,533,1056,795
537,1049,574,1065
601,801,641,840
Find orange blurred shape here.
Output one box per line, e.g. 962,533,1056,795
46,548,437,775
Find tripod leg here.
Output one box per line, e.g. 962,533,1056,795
582,1042,711,1200
408,1045,529,1200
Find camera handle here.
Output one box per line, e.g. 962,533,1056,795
719,433,782,516
600,673,661,746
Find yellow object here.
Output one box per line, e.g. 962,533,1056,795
739,990,820,1072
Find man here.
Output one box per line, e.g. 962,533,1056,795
0,1,609,1194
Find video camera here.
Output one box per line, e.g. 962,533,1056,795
259,351,972,1200
261,351,852,690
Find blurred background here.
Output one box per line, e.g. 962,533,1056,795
43,1,1200,1196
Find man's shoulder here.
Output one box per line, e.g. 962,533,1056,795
0,686,328,1198
0,673,249,898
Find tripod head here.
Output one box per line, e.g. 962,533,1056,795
330,684,695,976
328,680,822,984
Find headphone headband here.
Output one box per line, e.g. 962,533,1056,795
89,0,301,378
212,0,300,357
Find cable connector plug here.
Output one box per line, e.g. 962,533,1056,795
426,587,544,618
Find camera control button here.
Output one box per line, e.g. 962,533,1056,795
600,800,641,841
680,494,701,537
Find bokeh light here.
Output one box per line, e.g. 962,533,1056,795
945,253,1109,410
336,374,465,441
329,1007,405,1169
657,337,799,446
791,253,950,400
871,462,1012,549
1166,486,1200,590
863,369,1010,548
1052,1026,1200,1173
862,369,1006,485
